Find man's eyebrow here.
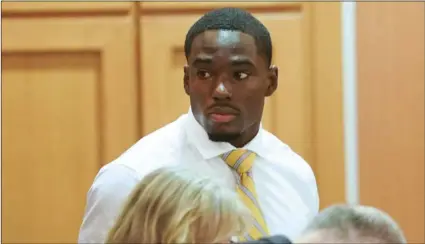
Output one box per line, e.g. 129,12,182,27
190,56,255,67
191,56,213,66
230,57,255,66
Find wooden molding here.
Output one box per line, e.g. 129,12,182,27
140,2,302,15
1,2,132,17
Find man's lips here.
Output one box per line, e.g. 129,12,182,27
209,113,236,123
207,105,240,123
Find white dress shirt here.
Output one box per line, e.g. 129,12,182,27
78,108,319,243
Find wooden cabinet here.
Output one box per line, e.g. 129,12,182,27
1,2,345,243
1,3,139,243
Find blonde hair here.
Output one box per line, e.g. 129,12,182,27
106,166,252,243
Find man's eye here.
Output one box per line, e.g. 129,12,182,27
234,72,249,80
197,70,212,79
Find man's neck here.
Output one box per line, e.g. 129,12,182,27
227,125,260,148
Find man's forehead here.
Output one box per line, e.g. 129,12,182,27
191,30,257,56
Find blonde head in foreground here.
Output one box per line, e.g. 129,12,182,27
106,166,252,244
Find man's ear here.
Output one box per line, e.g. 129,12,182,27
184,65,190,95
265,65,278,97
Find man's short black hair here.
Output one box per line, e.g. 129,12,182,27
184,7,273,66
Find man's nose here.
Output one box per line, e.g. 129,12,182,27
213,81,232,100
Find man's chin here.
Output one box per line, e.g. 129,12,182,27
207,132,241,143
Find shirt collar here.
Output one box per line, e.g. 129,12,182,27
184,107,269,160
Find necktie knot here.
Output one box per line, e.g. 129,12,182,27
221,149,256,174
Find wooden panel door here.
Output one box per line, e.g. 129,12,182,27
139,2,345,208
1,6,139,243
357,2,425,243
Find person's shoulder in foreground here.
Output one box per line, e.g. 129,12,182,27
77,114,188,243
241,235,293,244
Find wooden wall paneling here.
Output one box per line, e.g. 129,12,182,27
357,2,425,243
1,2,132,16
2,16,140,164
1,4,140,242
140,2,301,14
309,2,345,209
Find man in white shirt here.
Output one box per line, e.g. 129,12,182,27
78,7,319,243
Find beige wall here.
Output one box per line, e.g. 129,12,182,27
357,2,424,243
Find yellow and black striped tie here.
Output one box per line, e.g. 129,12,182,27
221,149,269,241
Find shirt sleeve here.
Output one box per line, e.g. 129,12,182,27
297,155,320,227
78,163,141,244
308,172,320,218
